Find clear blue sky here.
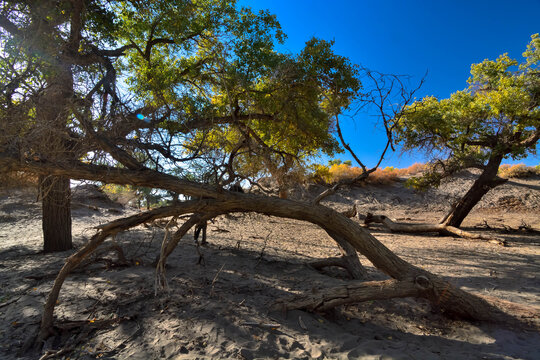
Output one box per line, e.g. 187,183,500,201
240,0,540,167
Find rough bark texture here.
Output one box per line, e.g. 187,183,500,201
326,231,367,279
310,206,367,279
443,155,506,228
39,175,72,252
277,279,421,312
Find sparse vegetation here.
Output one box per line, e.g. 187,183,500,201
310,160,426,185
498,164,540,178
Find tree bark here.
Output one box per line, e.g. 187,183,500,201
277,279,421,312
35,53,75,252
324,231,367,279
39,175,72,252
443,155,507,228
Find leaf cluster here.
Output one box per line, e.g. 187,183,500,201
395,34,540,184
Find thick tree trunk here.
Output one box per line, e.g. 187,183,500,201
39,176,72,252
310,205,367,279
35,61,74,252
443,155,507,228
314,231,367,279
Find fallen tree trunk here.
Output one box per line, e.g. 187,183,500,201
276,279,423,312
2,156,532,343
277,278,540,329
362,213,507,246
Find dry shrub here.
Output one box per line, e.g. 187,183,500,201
329,163,364,182
312,162,427,185
498,164,540,178
0,171,38,189
399,162,426,176
367,167,399,185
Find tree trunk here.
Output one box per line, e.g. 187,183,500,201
443,155,507,228
40,176,72,252
35,59,74,252
322,231,367,279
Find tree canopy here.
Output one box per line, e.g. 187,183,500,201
396,34,540,186
0,0,364,197
393,34,540,227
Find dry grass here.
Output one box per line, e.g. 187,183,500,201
498,164,540,179
311,162,426,185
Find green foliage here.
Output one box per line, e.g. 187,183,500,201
395,34,540,183
0,0,363,191
404,170,442,191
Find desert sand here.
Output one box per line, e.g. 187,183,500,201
1,171,539,359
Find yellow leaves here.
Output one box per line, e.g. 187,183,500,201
328,163,363,182
210,94,226,106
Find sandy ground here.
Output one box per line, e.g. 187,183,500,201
0,172,539,359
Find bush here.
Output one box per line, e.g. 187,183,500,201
498,164,540,178
308,161,426,185
368,167,399,185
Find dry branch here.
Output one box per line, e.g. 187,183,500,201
276,279,421,312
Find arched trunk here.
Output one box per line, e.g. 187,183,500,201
442,155,507,228
0,158,532,343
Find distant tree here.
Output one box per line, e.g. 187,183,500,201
395,34,540,227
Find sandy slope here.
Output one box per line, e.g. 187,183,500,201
0,173,539,359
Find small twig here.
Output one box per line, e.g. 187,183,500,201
39,347,74,360
209,264,225,297
256,230,272,266
0,296,20,308
242,321,281,329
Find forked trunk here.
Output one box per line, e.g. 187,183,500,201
40,175,72,252
442,155,506,228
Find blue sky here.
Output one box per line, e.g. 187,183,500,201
240,0,540,167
